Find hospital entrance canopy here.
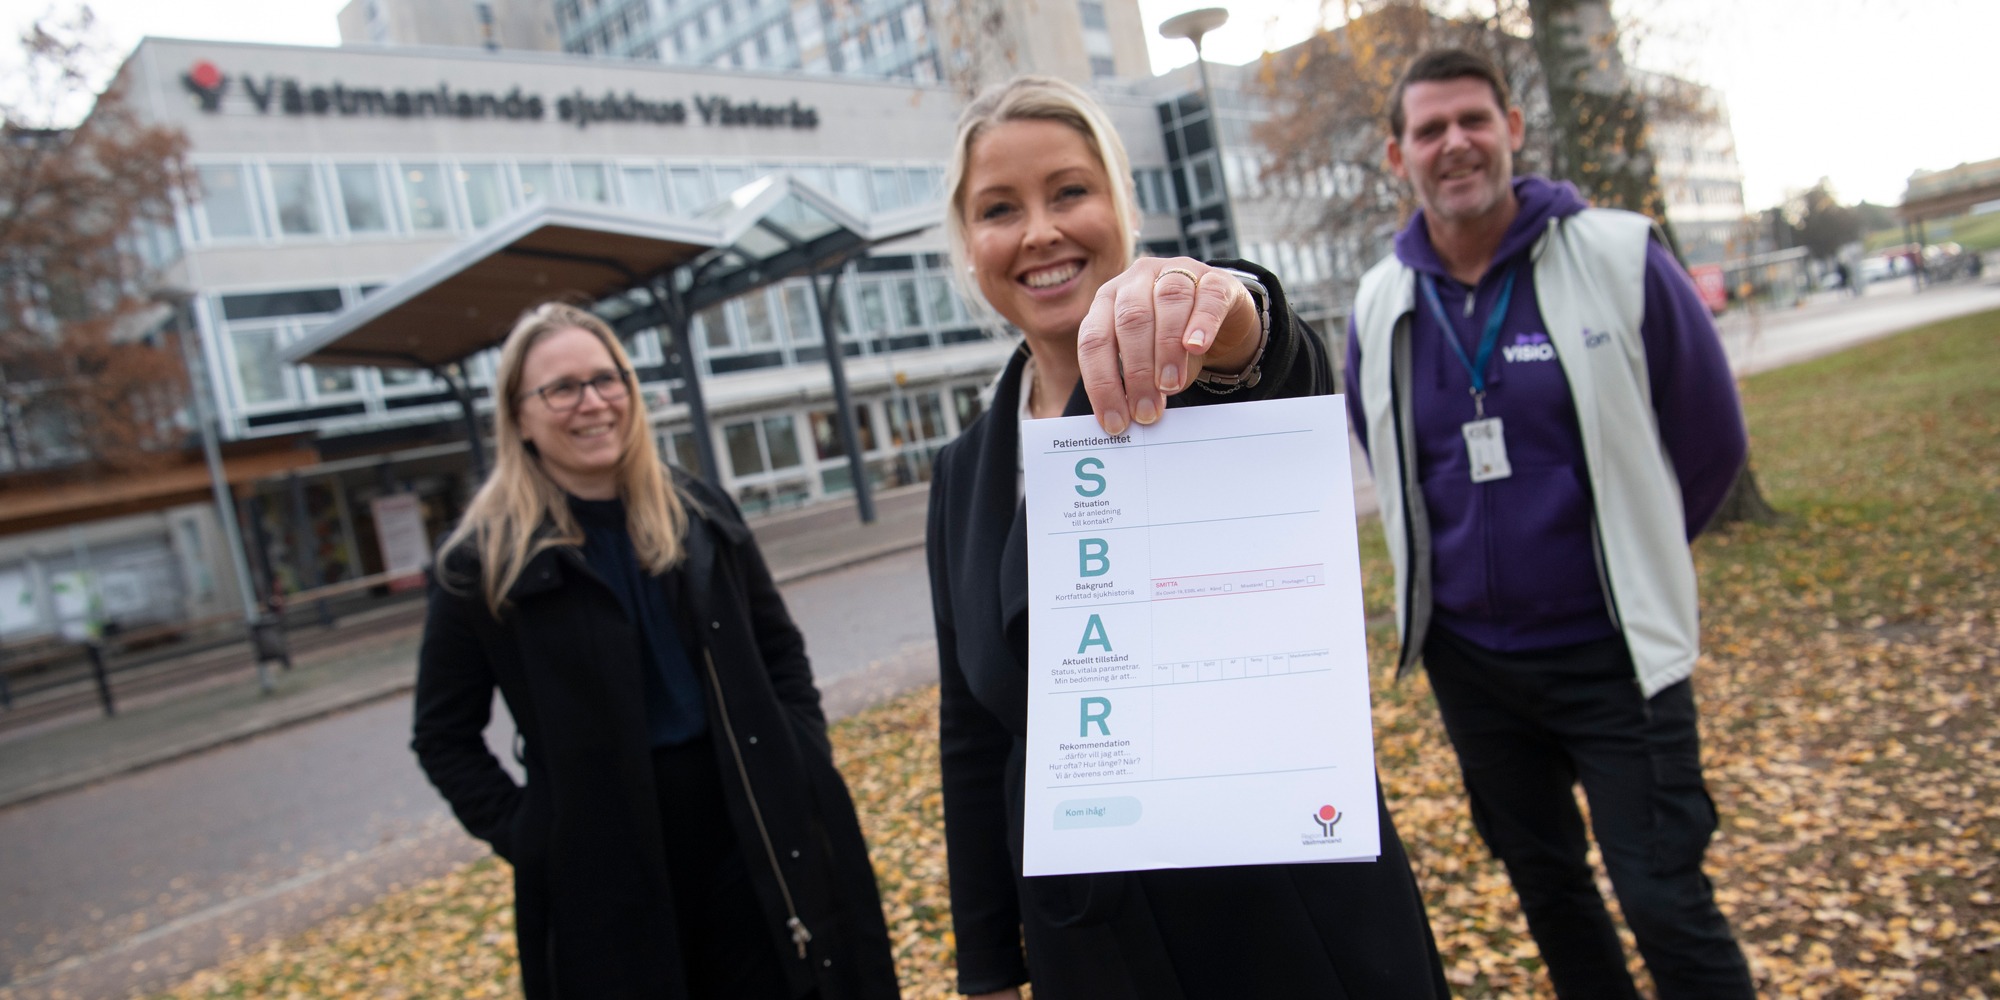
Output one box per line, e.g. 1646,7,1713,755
282,174,939,514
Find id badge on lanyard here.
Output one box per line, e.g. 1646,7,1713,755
1421,270,1516,483
1461,417,1511,482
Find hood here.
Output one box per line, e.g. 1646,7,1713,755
1393,175,1590,279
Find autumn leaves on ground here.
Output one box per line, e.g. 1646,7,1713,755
154,311,1998,999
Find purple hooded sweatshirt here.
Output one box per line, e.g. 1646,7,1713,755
1345,176,1746,653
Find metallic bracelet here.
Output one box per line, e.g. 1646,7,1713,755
1193,269,1269,393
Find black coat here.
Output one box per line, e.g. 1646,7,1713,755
925,261,1451,999
414,474,899,1000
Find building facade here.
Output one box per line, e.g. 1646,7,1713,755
338,0,564,52
1639,70,1747,266
333,0,1154,86
551,0,1151,87
0,32,1212,643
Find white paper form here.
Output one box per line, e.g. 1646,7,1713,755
1021,395,1380,876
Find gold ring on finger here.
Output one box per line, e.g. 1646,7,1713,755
1153,266,1201,287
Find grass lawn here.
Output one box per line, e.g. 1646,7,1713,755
140,311,1999,999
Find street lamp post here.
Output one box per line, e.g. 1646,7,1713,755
1158,8,1234,260
163,292,277,693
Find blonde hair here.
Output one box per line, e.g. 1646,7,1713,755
441,302,688,617
943,74,1139,324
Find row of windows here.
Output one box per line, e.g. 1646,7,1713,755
203,253,983,430
689,267,973,357
1667,179,1746,209
184,156,951,247
658,379,985,512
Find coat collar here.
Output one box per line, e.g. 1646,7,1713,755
500,481,738,608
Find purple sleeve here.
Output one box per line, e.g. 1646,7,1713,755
1344,315,1370,458
1640,241,1746,538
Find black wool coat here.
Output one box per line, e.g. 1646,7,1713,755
413,474,899,1000
925,261,1452,999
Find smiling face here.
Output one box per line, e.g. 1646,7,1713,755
960,118,1129,347
1387,75,1525,230
514,325,630,499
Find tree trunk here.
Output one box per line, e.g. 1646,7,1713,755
1525,0,1678,253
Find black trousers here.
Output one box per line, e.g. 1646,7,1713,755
652,738,806,1000
1422,625,1755,1000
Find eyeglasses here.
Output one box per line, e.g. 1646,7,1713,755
521,369,630,412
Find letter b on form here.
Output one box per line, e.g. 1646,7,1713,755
1079,696,1112,737
1074,456,1107,497
1079,538,1110,577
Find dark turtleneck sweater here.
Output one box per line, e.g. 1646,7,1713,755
568,494,706,747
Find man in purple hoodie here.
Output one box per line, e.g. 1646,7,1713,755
1344,48,1755,999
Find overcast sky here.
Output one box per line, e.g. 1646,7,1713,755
6,0,1992,210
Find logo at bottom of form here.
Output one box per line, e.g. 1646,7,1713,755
1305,804,1343,843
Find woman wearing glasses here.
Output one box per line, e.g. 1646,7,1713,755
413,302,899,1000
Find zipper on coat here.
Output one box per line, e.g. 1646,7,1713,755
702,649,814,960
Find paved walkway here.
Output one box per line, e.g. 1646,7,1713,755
4,277,1994,813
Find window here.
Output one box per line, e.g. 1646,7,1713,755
904,166,937,202
459,163,511,228
1089,56,1116,79
570,162,613,203
400,162,453,232
308,365,358,396
870,168,905,210
518,162,559,203
268,164,325,236
622,165,667,214
914,391,945,440
669,166,711,212
810,405,875,458
230,325,292,406
1078,0,1107,29
1191,159,1218,203
951,384,983,427
698,304,731,350
792,164,831,195
762,415,801,469
724,421,764,475
711,165,751,197
740,290,778,346
381,367,429,390
925,275,962,325
661,429,702,471
893,277,923,329
335,164,391,233
220,288,343,321
197,163,261,240
782,284,818,342
854,281,888,337
831,165,868,212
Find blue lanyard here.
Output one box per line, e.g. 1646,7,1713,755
1418,268,1515,418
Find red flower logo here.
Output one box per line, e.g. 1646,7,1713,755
188,60,222,90
181,60,228,110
